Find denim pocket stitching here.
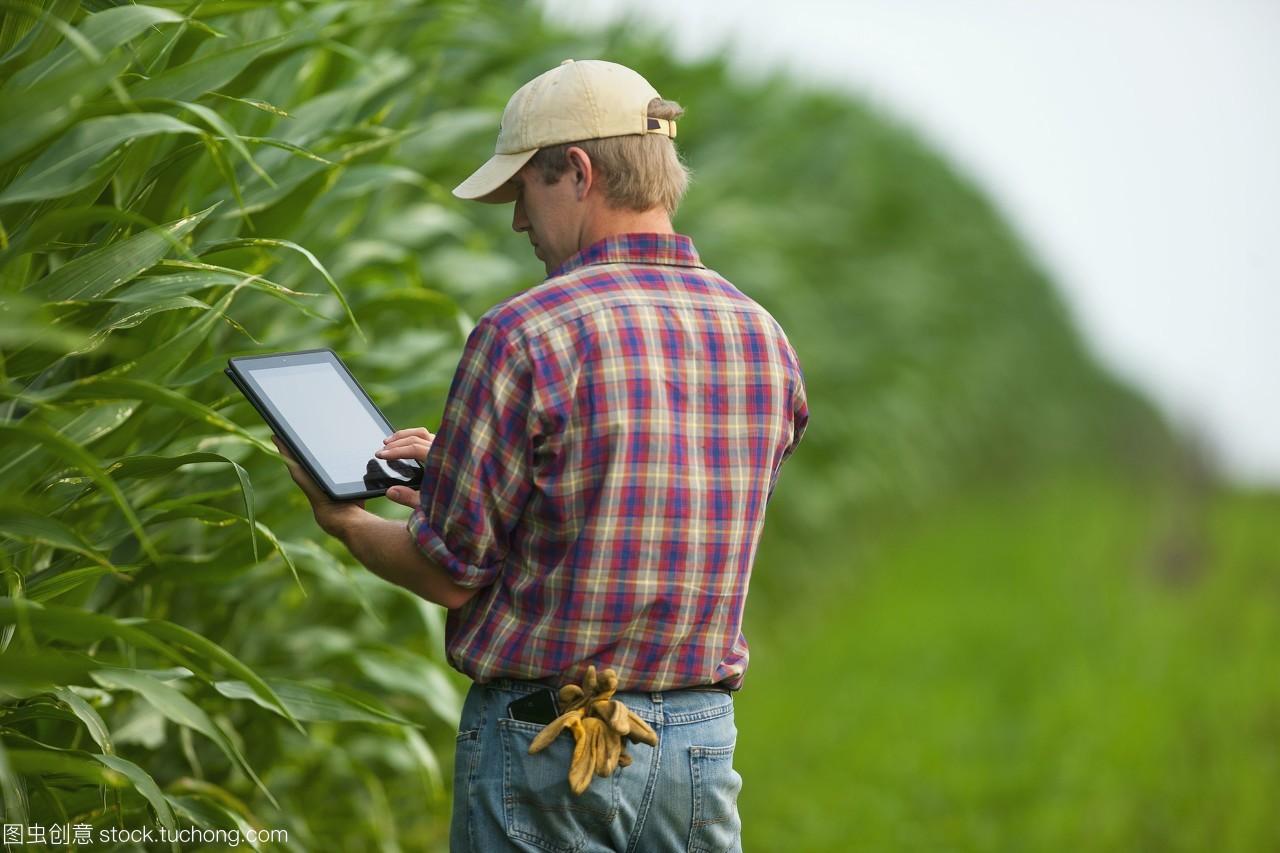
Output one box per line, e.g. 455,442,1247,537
452,729,481,851
664,698,735,727
688,743,741,853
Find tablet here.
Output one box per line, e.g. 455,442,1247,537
226,349,424,501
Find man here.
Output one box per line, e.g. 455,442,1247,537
279,59,807,851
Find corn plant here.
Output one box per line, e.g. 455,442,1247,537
0,1,522,846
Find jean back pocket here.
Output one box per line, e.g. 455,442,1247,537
499,717,621,853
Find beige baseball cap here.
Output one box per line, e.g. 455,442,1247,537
452,59,677,204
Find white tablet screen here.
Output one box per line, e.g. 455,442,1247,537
252,362,394,485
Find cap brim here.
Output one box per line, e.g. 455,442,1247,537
452,149,538,204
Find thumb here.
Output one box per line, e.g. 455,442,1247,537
385,485,421,509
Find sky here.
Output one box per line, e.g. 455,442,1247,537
541,0,1280,485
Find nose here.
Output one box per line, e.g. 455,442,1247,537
512,196,529,233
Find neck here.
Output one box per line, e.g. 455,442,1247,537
580,204,674,249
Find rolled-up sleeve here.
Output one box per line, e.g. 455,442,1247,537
408,318,533,589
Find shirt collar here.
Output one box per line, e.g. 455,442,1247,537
550,233,703,278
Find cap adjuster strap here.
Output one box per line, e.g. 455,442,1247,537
645,117,677,138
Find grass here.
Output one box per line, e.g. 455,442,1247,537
737,471,1280,851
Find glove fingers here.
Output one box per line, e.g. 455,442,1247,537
528,709,583,755
588,717,609,778
591,699,628,735
568,718,595,795
596,668,619,701
624,709,659,747
589,719,608,777
559,684,585,708
595,722,624,777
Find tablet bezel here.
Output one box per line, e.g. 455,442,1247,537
226,348,424,501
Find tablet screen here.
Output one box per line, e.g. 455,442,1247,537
228,350,422,499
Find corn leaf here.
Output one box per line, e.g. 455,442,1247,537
0,740,29,825
3,748,124,787
51,687,114,755
6,5,185,92
0,422,158,563
90,668,277,807
0,0,79,73
128,31,305,103
0,649,98,696
0,57,125,168
0,113,205,206
0,508,113,570
26,206,211,302
214,678,414,725
94,753,179,832
199,237,360,333
26,565,132,604
132,621,299,732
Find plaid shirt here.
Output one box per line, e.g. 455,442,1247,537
408,233,807,691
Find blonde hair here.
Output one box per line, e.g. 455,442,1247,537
529,98,691,216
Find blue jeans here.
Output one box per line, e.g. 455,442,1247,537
451,679,743,852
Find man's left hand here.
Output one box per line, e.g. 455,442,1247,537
272,435,365,536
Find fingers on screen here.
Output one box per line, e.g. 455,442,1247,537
377,427,434,462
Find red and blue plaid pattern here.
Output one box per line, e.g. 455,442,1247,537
409,234,808,691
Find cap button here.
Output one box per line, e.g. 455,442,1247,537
560,59,574,66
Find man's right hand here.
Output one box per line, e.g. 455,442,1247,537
377,427,434,510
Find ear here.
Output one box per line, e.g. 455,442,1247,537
565,146,595,201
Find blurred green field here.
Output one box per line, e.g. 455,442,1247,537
739,471,1280,851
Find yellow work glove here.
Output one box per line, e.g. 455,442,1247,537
527,666,659,795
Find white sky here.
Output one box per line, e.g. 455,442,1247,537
542,0,1280,485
